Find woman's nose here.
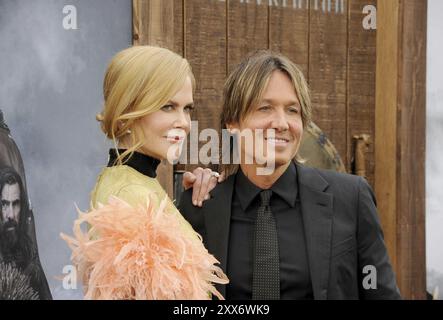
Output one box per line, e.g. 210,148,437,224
174,109,191,132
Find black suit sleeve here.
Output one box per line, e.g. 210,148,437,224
356,177,402,299
178,188,206,240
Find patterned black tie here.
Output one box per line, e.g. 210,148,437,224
252,190,280,300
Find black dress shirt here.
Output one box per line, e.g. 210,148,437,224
226,162,314,300
107,149,160,178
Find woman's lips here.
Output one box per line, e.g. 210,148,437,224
165,135,185,143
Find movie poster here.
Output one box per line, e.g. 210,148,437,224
0,113,51,299
0,0,132,299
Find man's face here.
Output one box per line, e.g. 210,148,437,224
1,183,21,224
229,70,304,170
0,182,21,251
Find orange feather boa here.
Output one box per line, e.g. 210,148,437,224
61,195,228,300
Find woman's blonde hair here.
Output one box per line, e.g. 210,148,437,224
220,50,312,177
97,45,195,165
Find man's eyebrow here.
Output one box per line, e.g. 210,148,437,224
260,98,301,106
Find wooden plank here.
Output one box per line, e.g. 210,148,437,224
347,0,376,187
396,0,427,300
133,0,183,53
375,0,427,299
375,0,399,282
184,0,227,170
132,0,183,198
227,0,268,73
269,0,309,76
308,0,348,169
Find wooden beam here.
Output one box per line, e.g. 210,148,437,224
183,0,227,172
309,0,348,170
347,0,377,186
375,0,427,299
228,0,268,73
269,0,309,76
375,0,399,275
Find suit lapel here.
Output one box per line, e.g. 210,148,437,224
202,174,235,298
296,163,333,300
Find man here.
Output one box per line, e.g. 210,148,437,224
179,51,401,299
0,167,52,299
0,110,52,299
1,171,23,256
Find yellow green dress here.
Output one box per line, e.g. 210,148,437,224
90,164,194,237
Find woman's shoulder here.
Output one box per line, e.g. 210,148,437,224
91,165,198,240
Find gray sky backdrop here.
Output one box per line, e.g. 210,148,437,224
426,0,443,298
0,0,131,299
0,0,441,299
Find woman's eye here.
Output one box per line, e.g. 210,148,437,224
184,105,195,113
258,105,271,111
289,107,300,114
161,105,174,111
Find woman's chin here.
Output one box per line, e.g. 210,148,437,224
165,146,182,164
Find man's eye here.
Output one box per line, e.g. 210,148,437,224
161,105,174,111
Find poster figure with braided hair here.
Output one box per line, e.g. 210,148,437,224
0,110,51,300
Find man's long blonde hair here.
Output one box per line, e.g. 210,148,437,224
97,46,195,164
220,50,312,177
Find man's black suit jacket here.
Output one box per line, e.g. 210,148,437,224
179,163,402,300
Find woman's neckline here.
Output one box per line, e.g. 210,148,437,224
107,149,160,178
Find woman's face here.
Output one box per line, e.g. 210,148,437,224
137,76,194,162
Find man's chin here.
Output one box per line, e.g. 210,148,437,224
271,155,294,167
0,228,19,250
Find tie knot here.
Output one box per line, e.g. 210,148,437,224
259,190,272,206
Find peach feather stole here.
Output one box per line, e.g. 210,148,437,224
60,195,228,300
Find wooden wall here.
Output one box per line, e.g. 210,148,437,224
134,0,377,184
133,0,427,299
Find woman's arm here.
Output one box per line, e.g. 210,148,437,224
182,167,224,207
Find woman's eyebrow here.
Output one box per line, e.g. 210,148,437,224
168,100,194,107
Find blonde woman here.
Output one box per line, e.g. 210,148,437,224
62,46,227,300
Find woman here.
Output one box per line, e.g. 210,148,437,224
62,46,227,300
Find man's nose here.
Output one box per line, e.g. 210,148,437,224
271,109,289,131
5,205,14,219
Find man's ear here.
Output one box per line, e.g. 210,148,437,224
226,122,239,134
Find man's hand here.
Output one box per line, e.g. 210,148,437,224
182,167,224,207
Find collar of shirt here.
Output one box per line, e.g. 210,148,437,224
107,148,160,178
235,161,298,211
